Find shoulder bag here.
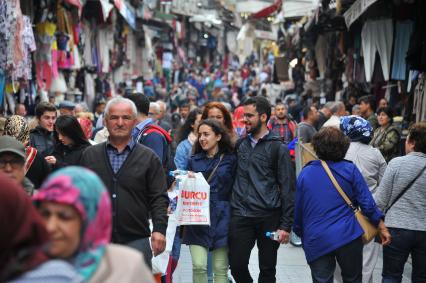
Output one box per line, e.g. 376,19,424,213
206,154,224,183
321,160,378,244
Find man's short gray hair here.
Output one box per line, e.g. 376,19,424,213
150,102,160,114
104,96,137,117
323,101,335,110
156,100,167,111
330,102,345,114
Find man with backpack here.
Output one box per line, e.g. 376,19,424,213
127,94,175,186
229,96,296,283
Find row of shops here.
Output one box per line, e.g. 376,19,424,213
0,0,288,114
1,0,425,124
275,0,426,124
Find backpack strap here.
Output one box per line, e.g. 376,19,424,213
136,123,172,144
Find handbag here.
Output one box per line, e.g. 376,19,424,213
320,160,378,244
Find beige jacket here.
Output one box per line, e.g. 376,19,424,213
89,244,155,283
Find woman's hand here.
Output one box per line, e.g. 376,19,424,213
45,156,56,165
188,171,196,178
378,220,391,246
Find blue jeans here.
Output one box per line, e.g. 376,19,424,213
382,228,426,283
309,237,363,283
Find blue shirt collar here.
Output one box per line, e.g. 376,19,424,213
106,138,136,152
135,118,153,131
248,130,269,148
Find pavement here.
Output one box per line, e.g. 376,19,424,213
173,243,412,283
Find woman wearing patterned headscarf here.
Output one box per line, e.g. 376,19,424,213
340,116,387,283
4,115,51,188
0,173,82,282
33,166,155,283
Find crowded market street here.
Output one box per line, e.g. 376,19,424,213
1,0,426,282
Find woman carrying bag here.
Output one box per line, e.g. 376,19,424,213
293,127,391,283
182,119,237,283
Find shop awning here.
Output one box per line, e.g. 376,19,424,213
344,0,379,28
114,0,137,30
251,0,282,19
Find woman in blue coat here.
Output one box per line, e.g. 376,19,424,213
182,119,237,283
293,127,391,283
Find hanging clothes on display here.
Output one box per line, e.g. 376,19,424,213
391,21,414,81
315,35,327,79
13,16,36,81
413,73,426,123
361,19,393,82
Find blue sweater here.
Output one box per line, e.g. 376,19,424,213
293,160,384,263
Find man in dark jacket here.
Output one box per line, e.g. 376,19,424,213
29,102,56,158
229,96,296,283
80,96,169,268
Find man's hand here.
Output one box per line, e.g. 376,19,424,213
45,156,56,165
151,232,166,256
277,229,290,244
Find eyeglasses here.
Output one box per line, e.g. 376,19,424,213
0,159,25,169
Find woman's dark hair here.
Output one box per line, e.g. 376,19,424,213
312,127,350,161
376,107,394,125
55,115,90,146
201,102,234,133
193,119,234,155
177,108,203,143
408,122,426,154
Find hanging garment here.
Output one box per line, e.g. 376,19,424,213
315,35,328,79
0,69,5,106
13,16,36,81
413,74,426,123
391,21,414,81
361,19,393,82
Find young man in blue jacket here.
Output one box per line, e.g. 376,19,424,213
229,96,296,283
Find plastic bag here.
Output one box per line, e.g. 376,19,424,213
175,173,210,226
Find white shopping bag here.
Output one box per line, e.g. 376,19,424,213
150,214,178,275
175,172,210,226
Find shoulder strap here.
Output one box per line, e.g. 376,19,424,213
321,160,356,211
385,164,426,213
207,154,224,183
271,138,282,174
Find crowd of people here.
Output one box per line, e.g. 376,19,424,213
0,63,425,283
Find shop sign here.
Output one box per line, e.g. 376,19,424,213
171,0,200,16
255,29,277,41
344,0,379,28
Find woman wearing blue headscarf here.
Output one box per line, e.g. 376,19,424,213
340,116,387,283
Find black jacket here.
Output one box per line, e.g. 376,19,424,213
52,142,91,170
29,126,55,158
26,150,51,189
80,142,169,244
230,132,296,231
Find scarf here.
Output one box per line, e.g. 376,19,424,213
33,166,112,281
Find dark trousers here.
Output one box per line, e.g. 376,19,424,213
309,237,363,283
127,237,153,269
228,213,280,283
382,228,426,283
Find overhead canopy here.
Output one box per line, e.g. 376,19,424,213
282,0,318,19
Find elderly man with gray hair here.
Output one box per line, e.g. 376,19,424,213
80,96,169,268
155,100,172,132
322,101,346,129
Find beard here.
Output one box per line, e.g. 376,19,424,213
247,119,262,135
